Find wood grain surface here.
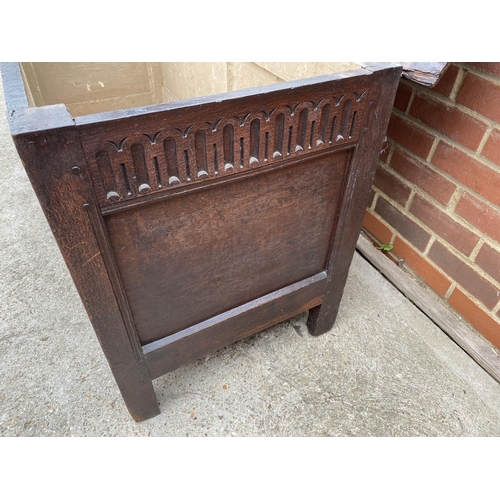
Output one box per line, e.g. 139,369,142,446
2,62,402,421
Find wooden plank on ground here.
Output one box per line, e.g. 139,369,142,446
356,233,500,384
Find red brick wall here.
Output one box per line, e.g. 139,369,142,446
363,62,500,349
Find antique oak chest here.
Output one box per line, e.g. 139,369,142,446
1,62,400,421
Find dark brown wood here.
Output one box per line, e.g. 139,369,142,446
106,150,349,344
145,271,327,378
1,62,402,421
307,64,402,335
76,69,373,210
5,128,159,420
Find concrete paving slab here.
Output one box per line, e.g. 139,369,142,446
1,75,500,437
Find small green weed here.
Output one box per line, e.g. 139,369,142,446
378,243,393,252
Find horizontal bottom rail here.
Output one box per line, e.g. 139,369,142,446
144,271,327,379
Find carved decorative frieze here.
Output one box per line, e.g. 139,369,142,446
84,90,368,207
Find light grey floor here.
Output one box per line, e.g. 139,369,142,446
1,76,500,437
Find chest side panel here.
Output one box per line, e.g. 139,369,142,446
105,149,350,344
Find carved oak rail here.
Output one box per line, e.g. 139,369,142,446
83,90,367,207
2,63,401,421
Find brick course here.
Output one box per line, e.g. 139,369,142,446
466,62,500,78
448,288,500,349
409,94,487,150
373,167,411,207
475,243,500,284
362,63,500,349
409,194,479,256
387,114,434,159
455,192,500,243
457,72,500,123
432,64,460,98
481,128,500,166
391,237,451,297
362,210,393,245
393,82,412,112
391,147,456,205
374,197,431,251
432,141,500,207
428,241,500,309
